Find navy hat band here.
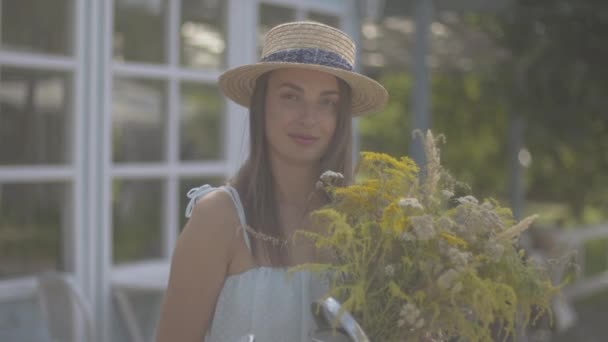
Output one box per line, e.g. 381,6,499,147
261,48,353,71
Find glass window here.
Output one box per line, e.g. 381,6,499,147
112,78,167,163
180,83,223,161
180,0,227,69
113,179,163,264
257,4,295,57
179,177,226,230
0,67,73,166
307,11,341,28
113,0,168,64
0,183,70,280
0,0,74,55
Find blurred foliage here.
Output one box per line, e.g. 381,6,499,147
112,180,163,263
180,83,224,160
360,0,608,226
583,238,608,277
1,0,72,54
0,184,63,279
360,71,510,201
474,0,608,223
113,1,166,63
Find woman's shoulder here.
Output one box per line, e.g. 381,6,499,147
190,185,233,209
176,187,243,256
187,188,241,232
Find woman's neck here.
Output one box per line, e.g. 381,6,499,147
270,157,319,207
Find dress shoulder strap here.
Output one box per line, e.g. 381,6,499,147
184,184,252,252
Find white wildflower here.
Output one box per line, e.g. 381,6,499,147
398,197,424,210
320,170,344,184
437,216,456,230
446,247,470,270
456,195,478,205
481,200,494,210
399,232,415,241
479,206,504,231
453,205,472,226
485,241,505,262
398,302,425,330
451,282,463,294
437,269,460,290
400,303,421,325
442,189,454,199
315,180,325,191
385,264,396,277
411,215,436,241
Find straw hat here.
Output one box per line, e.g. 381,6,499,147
219,21,388,116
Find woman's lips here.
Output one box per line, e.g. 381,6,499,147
289,134,319,146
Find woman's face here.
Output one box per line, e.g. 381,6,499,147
264,68,340,167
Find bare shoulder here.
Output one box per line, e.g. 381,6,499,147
178,189,241,251
168,188,242,277
187,189,239,228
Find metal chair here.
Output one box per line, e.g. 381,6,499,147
36,271,94,342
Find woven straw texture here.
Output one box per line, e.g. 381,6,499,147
219,22,388,116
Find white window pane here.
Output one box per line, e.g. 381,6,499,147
112,78,167,163
113,179,163,264
180,0,227,69
0,67,73,166
0,0,74,55
180,82,223,161
113,0,168,64
0,183,70,279
257,4,295,57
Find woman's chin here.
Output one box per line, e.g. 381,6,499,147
282,153,324,167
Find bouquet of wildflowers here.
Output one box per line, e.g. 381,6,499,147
295,131,558,341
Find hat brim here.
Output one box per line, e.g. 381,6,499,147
218,62,388,116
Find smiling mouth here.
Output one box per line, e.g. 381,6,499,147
289,134,319,146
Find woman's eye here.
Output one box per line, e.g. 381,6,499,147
321,98,338,107
281,93,299,101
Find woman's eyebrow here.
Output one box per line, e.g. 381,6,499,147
278,82,304,92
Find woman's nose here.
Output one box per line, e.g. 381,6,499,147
298,102,319,127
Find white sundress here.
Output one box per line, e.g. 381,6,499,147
185,185,329,342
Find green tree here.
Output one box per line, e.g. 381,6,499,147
359,70,510,201
479,0,608,222
361,0,608,225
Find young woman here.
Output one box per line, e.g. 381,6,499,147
156,21,388,342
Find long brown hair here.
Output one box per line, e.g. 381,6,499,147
230,71,353,266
